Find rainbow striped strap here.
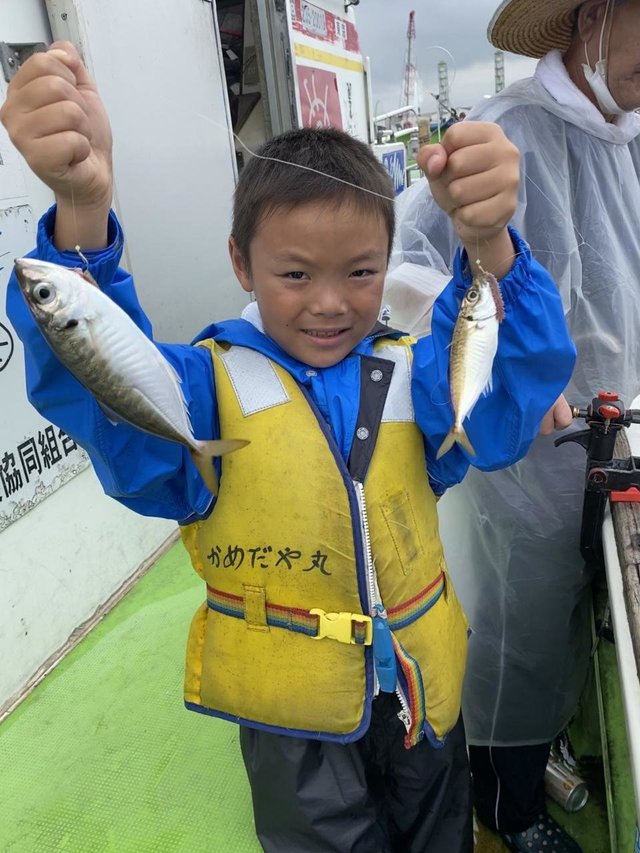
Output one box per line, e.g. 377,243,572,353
386,572,445,631
206,586,372,645
206,571,444,654
391,633,428,749
387,573,445,748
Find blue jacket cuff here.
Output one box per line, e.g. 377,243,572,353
452,226,532,306
36,205,125,288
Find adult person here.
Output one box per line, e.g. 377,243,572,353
393,1,640,851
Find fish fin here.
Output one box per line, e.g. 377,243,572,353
163,357,183,386
198,438,250,456
96,400,127,426
436,430,456,460
156,354,195,434
191,439,250,495
436,426,476,459
140,346,195,436
190,450,219,496
172,369,194,433
485,272,505,323
76,268,99,288
481,375,493,398
456,426,476,457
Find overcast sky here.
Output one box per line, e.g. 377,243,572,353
356,0,538,116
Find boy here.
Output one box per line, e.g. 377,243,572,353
1,44,575,853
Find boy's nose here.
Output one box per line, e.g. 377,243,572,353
309,284,348,316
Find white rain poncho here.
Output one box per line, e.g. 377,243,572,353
389,50,640,745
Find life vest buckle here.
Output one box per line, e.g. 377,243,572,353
309,609,373,645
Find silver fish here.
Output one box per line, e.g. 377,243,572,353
436,270,505,459
15,258,248,493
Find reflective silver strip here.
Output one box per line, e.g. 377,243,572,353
218,346,290,416
377,345,415,423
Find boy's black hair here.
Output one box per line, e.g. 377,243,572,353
231,127,395,266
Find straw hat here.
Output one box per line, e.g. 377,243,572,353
488,0,585,58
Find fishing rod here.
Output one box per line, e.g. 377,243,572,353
556,392,640,564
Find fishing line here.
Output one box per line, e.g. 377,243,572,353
69,179,89,269
421,44,458,119
418,41,604,274
194,111,395,201
425,45,458,93
471,170,610,280
216,114,604,281
195,110,577,284
173,95,606,285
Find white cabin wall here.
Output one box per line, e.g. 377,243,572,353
48,0,248,342
0,478,176,713
0,0,245,711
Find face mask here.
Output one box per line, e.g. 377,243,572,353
582,57,627,115
581,0,627,116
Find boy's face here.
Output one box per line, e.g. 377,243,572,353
230,200,388,368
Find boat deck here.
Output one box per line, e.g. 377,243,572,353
0,542,615,852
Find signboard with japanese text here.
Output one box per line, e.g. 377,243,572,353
290,0,360,54
0,204,89,532
287,0,370,141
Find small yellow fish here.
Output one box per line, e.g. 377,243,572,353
437,270,505,459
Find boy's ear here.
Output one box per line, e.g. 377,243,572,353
228,237,254,293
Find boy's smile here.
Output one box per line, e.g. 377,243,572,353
230,200,389,367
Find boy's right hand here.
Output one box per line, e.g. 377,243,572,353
0,42,113,249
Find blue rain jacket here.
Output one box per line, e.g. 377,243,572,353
6,207,576,524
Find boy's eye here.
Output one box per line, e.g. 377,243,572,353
283,271,307,280
350,269,375,278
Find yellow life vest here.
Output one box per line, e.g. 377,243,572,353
180,336,468,747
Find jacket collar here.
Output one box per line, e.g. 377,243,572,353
193,309,405,384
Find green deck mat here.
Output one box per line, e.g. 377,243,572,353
0,540,260,853
0,539,617,852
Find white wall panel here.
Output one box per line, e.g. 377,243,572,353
1,0,238,709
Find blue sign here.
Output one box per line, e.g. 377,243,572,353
382,148,407,196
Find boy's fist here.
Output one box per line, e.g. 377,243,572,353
418,122,519,250
0,42,113,213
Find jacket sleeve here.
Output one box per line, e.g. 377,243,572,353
411,227,577,494
6,206,214,522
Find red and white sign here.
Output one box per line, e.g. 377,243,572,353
290,0,361,53
296,65,343,130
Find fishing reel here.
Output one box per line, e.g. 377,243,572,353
555,392,640,564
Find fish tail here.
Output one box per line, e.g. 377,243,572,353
436,425,476,459
190,450,219,496
190,438,250,495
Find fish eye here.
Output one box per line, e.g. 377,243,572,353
466,288,479,302
34,283,55,304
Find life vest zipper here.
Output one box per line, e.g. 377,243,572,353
353,479,412,733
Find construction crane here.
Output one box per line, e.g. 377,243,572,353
401,10,417,108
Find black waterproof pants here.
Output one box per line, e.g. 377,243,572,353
469,742,551,833
239,694,473,852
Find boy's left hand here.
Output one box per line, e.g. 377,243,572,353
418,122,519,278
539,395,574,435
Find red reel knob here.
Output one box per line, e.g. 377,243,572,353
598,404,620,419
598,391,619,402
